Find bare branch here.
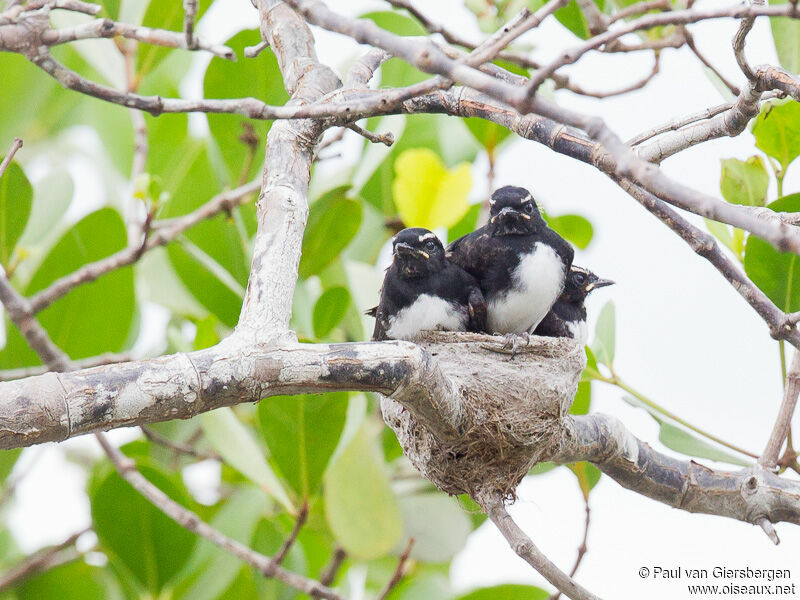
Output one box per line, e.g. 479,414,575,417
0,528,89,593
94,433,343,600
345,48,389,88
345,122,394,146
0,274,70,372
0,137,22,179
525,3,800,97
0,352,132,381
559,52,659,98
483,499,602,600
274,502,309,565
311,547,346,599
141,426,221,461
732,0,763,81
40,18,234,60
761,350,800,469
376,538,415,600
183,0,197,49
607,0,671,24
28,180,260,314
684,31,740,96
556,414,800,530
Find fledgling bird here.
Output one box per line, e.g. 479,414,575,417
370,228,487,341
446,186,574,339
534,266,614,344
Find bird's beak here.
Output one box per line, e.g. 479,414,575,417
491,206,520,223
586,278,615,291
395,242,428,259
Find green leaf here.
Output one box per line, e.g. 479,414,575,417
590,301,615,367
0,448,21,483
703,218,737,257
17,560,109,600
18,169,73,248
250,518,308,599
0,160,32,267
398,493,472,563
324,423,403,559
200,408,295,514
744,194,800,311
258,393,347,499
545,213,594,249
529,461,557,475
621,395,751,466
448,204,481,242
458,584,550,600
658,422,751,467
204,31,289,184
464,118,512,151
0,208,134,368
720,156,769,206
570,380,591,415
753,100,800,172
393,149,472,230
193,315,220,350
770,0,800,74
91,462,196,594
554,0,592,39
567,461,602,500
313,287,351,338
387,571,452,600
299,188,362,278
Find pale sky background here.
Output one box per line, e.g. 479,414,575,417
5,0,800,598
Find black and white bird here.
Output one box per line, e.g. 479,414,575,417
446,186,574,337
534,266,614,344
370,228,487,341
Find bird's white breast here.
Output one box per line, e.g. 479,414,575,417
567,319,588,345
488,242,564,334
386,294,466,341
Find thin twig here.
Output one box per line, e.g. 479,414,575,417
141,426,221,461
732,0,763,81
0,137,22,180
28,179,260,313
484,499,602,600
0,352,132,381
0,528,89,593
760,350,800,470
345,122,394,146
183,0,197,49
94,433,343,600
274,502,309,565
376,538,415,600
684,31,740,96
549,502,591,600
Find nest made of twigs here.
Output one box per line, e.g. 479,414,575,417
381,332,585,500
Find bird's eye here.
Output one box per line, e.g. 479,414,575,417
425,240,436,251
574,273,586,285
523,203,534,214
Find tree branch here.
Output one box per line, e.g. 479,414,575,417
94,432,343,600
0,528,89,593
761,350,800,469
483,499,602,600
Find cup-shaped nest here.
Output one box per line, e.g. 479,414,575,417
381,332,585,500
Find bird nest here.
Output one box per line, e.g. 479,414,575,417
380,331,585,500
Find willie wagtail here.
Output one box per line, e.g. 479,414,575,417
446,186,574,338
370,228,487,341
534,265,614,344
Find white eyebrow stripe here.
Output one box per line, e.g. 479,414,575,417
572,266,590,276
489,197,496,204
523,193,533,202
418,232,438,242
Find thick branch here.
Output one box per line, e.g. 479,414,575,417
555,414,800,527
0,339,460,449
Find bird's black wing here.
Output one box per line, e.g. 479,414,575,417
446,228,489,281
467,286,488,333
371,305,388,340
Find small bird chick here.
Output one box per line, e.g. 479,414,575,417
534,265,614,344
446,186,574,337
371,228,487,341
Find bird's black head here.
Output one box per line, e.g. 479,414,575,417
392,227,446,278
562,266,614,302
488,185,543,236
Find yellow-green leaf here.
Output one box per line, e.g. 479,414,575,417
393,148,471,229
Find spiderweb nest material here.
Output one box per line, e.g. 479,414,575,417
381,332,585,500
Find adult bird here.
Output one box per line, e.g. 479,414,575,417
534,265,614,344
447,186,574,342
370,228,487,341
